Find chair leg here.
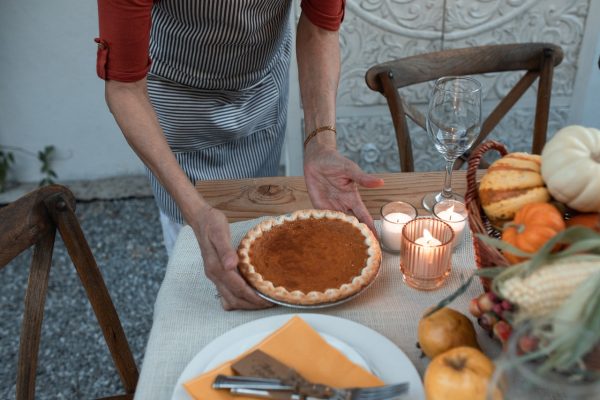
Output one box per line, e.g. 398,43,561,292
16,230,55,400
97,395,134,400
44,193,139,395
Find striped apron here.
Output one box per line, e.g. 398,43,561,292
146,0,293,224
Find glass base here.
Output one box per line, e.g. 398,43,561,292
400,264,450,290
380,242,401,255
422,191,465,212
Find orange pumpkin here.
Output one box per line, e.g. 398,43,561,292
501,203,566,264
566,213,600,232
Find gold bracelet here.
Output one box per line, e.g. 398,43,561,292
303,125,336,149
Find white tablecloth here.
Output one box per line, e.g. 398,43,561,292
134,218,499,400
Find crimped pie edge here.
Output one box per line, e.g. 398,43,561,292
237,209,382,305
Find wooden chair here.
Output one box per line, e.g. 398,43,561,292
365,43,564,172
0,185,138,400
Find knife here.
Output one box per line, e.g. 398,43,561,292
229,388,325,400
213,374,294,391
231,350,335,399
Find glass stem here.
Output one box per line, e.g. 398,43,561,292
442,159,456,198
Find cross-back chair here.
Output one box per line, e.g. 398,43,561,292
365,43,564,172
0,185,138,399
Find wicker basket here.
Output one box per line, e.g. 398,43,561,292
465,141,512,289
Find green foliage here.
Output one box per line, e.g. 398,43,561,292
0,145,58,192
0,149,15,192
37,145,57,186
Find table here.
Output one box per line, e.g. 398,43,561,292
193,171,483,222
134,171,497,400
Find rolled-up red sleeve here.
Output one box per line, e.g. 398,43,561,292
300,0,345,31
95,0,153,81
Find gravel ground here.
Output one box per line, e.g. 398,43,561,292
0,197,168,399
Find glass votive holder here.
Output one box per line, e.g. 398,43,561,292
433,199,468,248
380,201,418,254
400,217,454,290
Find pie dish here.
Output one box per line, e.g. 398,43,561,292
237,209,382,306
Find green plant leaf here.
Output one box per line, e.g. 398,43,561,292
424,275,475,317
477,234,533,257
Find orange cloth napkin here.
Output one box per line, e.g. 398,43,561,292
183,315,384,399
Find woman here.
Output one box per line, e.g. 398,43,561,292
95,0,384,310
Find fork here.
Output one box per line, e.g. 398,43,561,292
215,375,409,400
326,382,409,400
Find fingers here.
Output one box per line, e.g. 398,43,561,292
352,202,377,234
216,273,274,310
349,166,384,189
208,263,274,310
357,174,385,188
194,209,273,310
204,245,273,310
207,215,239,271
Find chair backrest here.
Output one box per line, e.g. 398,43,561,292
365,43,564,172
0,185,138,400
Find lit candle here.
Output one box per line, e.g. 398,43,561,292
380,201,417,253
400,218,454,290
414,228,442,247
434,200,468,248
382,212,413,251
414,229,442,264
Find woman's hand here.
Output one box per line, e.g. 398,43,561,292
190,205,273,310
304,140,384,234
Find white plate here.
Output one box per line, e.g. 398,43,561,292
171,313,425,400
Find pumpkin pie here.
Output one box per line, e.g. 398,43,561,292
237,209,382,305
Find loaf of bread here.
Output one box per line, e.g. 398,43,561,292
478,152,550,230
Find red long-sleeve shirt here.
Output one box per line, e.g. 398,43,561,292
96,0,345,82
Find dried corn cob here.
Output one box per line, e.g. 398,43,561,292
496,255,600,321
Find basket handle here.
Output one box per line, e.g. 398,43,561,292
465,141,509,204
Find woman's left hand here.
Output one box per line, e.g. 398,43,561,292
303,143,384,234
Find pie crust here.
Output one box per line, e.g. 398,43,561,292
237,209,382,305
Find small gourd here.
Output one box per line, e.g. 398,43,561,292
541,125,600,212
479,153,550,230
501,202,566,264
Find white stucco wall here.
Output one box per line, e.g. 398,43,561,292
1,1,598,184
0,0,144,183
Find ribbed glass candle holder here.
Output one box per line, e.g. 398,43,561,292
400,217,454,290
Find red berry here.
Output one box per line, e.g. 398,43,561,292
501,300,513,311
493,320,512,343
478,293,495,313
518,335,539,354
478,312,499,331
486,291,499,303
492,303,504,317
469,298,482,317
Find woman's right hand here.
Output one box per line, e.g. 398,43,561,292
190,205,273,311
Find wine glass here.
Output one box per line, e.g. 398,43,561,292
422,76,482,211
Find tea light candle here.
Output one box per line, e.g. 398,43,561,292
380,202,417,253
433,199,468,248
414,228,442,247
401,218,454,290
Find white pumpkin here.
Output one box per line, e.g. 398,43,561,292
541,125,600,212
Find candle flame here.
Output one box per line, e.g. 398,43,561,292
423,228,434,241
416,228,441,247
